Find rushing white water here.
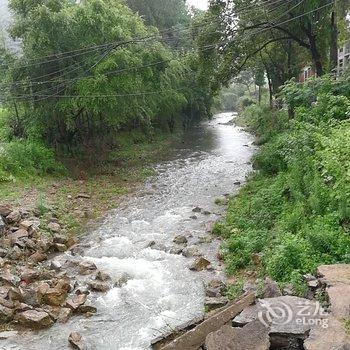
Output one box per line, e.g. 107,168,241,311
2,112,254,350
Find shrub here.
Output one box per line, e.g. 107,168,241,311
0,140,65,181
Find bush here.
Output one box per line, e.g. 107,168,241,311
0,140,65,181
217,74,350,287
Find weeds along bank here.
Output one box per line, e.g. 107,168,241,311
215,73,350,294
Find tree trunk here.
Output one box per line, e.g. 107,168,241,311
330,10,338,73
308,32,323,76
258,85,262,105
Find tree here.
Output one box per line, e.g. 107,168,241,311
198,0,350,92
124,0,189,29
2,0,213,154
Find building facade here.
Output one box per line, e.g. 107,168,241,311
338,41,350,75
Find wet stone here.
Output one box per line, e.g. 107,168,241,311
0,330,18,340
182,246,202,258
96,270,111,281
58,307,72,323
205,321,270,350
173,235,188,245
0,304,13,322
114,272,130,288
169,246,183,255
68,332,86,350
233,296,326,336
16,309,53,328
205,296,229,311
189,257,211,271
79,261,97,275
89,281,110,293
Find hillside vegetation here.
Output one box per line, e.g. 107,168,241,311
215,73,350,293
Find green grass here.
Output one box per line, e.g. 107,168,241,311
216,76,350,292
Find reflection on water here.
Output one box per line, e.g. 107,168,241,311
4,112,255,350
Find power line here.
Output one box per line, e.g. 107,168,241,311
0,1,333,103
0,0,297,92
0,0,289,70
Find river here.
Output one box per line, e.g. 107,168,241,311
3,112,254,350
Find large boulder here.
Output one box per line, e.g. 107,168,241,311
16,309,53,328
233,296,326,337
327,284,350,319
317,264,350,285
0,304,13,322
205,321,270,350
173,235,188,245
182,246,202,258
6,210,21,224
66,294,87,311
189,257,211,271
43,288,68,306
317,264,350,319
304,316,350,350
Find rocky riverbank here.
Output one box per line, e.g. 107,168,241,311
154,264,350,350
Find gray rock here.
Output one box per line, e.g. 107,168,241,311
233,296,327,336
58,308,72,323
114,272,130,288
68,332,86,350
189,257,211,271
304,316,350,350
16,309,53,328
205,321,270,350
192,207,202,213
182,246,202,258
6,210,21,224
317,264,350,285
327,284,350,319
78,261,97,275
205,297,229,311
0,330,18,339
0,205,12,218
47,222,61,232
243,282,257,294
197,235,213,244
169,246,183,255
263,278,282,298
51,260,62,271
89,281,110,293
0,304,13,322
307,280,319,289
173,235,188,245
66,294,87,311
0,272,20,286
96,270,111,282
0,248,7,258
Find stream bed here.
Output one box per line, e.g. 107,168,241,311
3,112,255,350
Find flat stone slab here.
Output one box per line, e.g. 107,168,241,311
205,321,270,350
304,316,350,350
317,264,350,285
233,296,327,336
327,284,350,319
161,292,255,350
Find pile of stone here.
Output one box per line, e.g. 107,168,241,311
155,264,350,350
0,204,100,331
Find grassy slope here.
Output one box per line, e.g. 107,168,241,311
0,128,182,237
215,84,350,296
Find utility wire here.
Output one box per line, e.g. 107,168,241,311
0,1,333,102
0,0,295,91
0,0,289,70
